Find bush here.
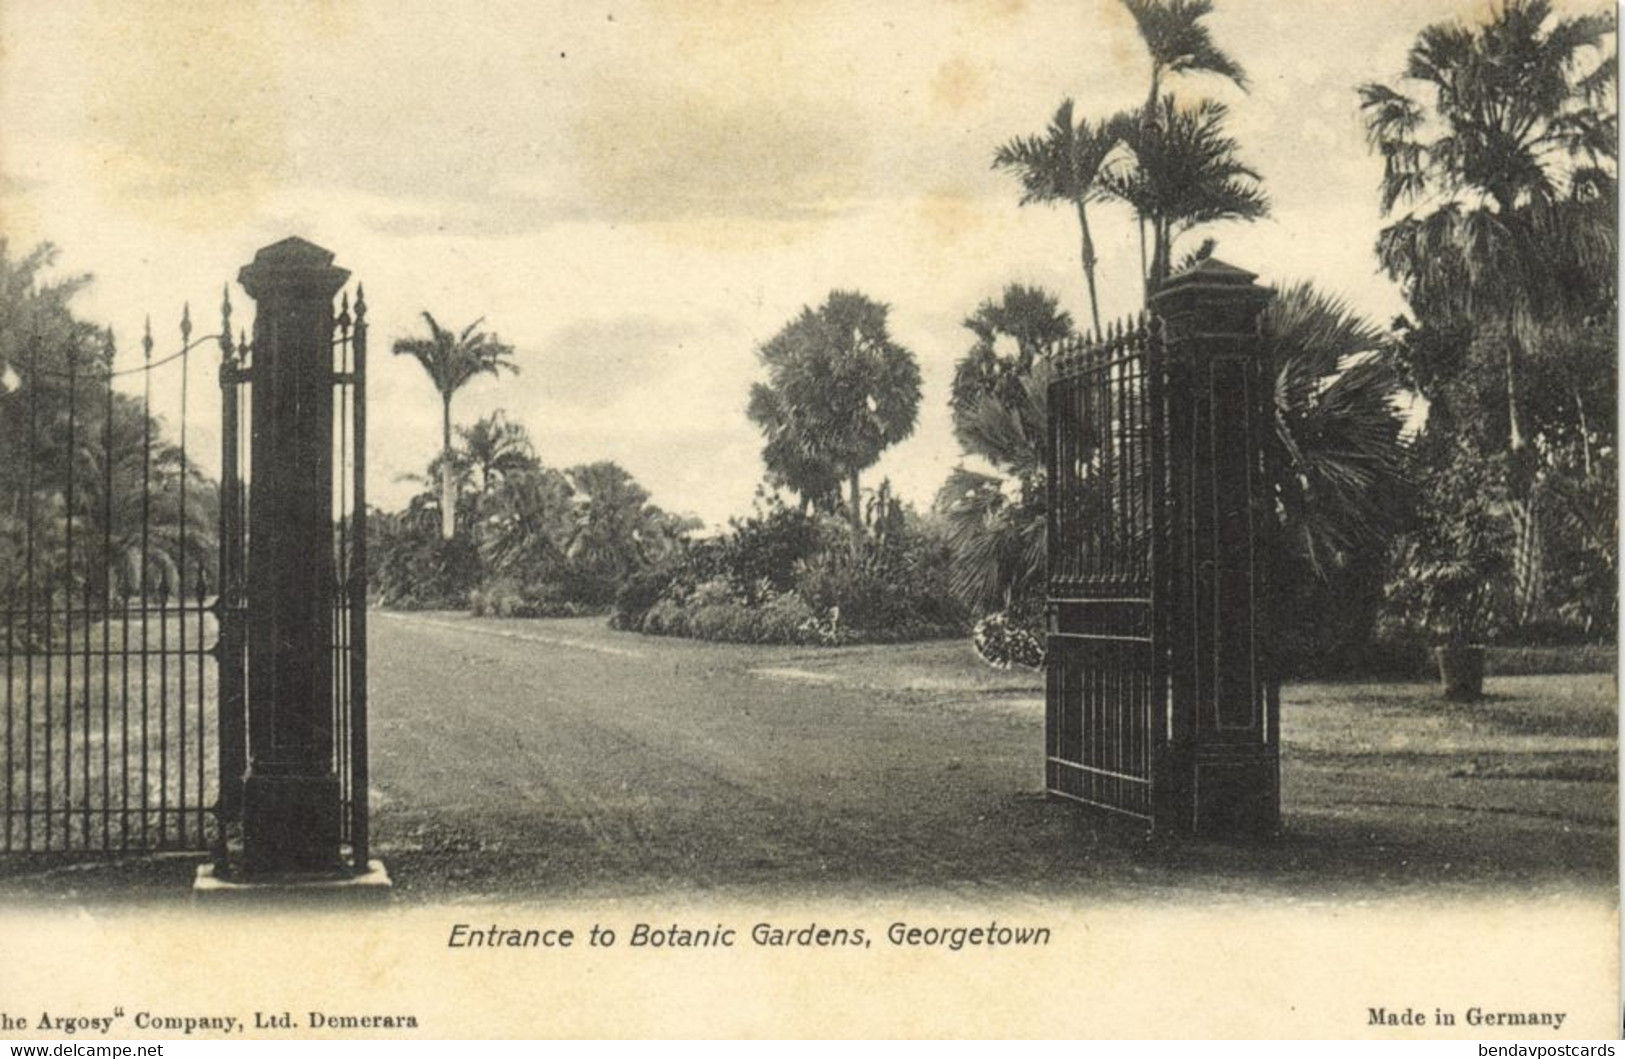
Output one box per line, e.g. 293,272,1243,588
718,499,831,601
611,494,965,645
611,566,679,630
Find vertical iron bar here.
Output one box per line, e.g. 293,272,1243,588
177,305,190,847
120,586,131,850
43,582,53,847
140,317,152,848
196,562,206,845
351,285,371,869
64,342,75,848
101,330,114,851
23,337,37,850
159,563,168,847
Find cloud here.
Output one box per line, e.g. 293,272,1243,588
527,313,738,410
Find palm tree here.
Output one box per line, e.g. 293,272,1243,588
456,410,538,495
1119,0,1250,293
950,284,1075,441
1262,283,1410,579
1358,0,1616,620
1104,95,1268,288
939,283,1410,636
1122,0,1248,104
938,359,1051,616
392,313,518,540
747,291,922,531
992,102,1127,334
565,461,696,595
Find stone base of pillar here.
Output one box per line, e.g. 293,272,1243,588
1154,744,1280,838
241,772,344,875
193,860,391,902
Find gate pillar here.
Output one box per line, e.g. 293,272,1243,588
236,238,349,874
1150,258,1279,836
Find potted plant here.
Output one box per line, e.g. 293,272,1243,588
1386,464,1510,700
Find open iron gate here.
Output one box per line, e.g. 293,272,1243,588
2,266,369,863
1045,259,1280,836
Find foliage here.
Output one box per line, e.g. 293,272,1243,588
0,240,218,610
392,312,518,540
992,102,1128,333
368,411,692,614
1119,0,1249,96
1383,447,1514,646
613,492,965,645
1360,0,1617,631
972,613,1045,670
747,291,922,524
1103,95,1269,286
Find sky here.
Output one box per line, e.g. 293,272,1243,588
0,0,1530,527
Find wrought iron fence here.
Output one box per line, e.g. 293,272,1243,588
2,313,222,853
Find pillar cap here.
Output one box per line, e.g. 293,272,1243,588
238,237,350,301
1150,256,1271,308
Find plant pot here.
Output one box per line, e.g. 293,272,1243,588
1435,644,1486,701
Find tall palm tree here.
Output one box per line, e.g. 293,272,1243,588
392,313,518,540
1358,0,1616,620
1119,0,1249,293
1104,95,1268,287
992,101,1127,334
1122,0,1248,105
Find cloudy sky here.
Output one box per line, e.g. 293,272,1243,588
0,0,1506,526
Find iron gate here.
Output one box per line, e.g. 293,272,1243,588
1045,316,1163,821
1,314,221,853
1045,258,1280,835
2,266,370,863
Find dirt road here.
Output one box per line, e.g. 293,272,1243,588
363,614,1616,903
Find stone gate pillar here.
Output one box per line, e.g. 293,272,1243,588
237,237,349,874
1150,258,1280,836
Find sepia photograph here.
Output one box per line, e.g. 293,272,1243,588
0,0,1617,1040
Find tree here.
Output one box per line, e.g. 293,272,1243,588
565,461,695,595
1119,0,1250,291
992,101,1127,334
950,284,1075,434
1121,0,1248,105
1359,0,1617,623
939,285,1073,617
937,360,1051,618
1262,284,1413,671
1263,283,1411,580
747,291,922,530
1104,95,1268,288
391,312,518,540
455,409,538,495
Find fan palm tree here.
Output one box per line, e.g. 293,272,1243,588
747,291,922,532
1358,0,1616,620
938,358,1051,616
950,284,1074,440
392,313,518,540
1104,95,1269,287
992,102,1128,334
1262,283,1410,578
